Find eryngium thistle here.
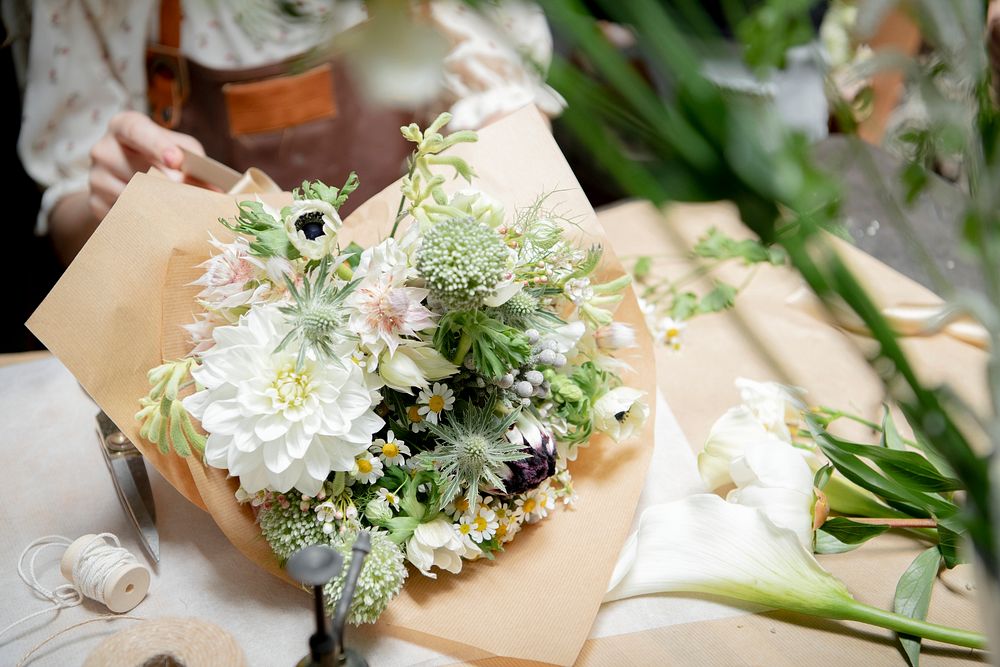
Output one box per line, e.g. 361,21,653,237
324,528,407,625
258,491,329,561
418,398,528,507
416,217,507,310
277,255,358,368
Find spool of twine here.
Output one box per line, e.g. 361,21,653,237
83,618,246,667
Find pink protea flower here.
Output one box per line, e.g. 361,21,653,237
348,267,435,355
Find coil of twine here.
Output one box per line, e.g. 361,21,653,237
83,617,246,667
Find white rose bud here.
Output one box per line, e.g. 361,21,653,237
595,323,637,351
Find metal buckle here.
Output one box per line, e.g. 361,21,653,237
145,43,190,128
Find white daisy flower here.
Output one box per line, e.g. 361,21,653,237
406,404,429,433
517,484,556,524
458,506,499,544
417,382,455,425
444,494,477,520
377,487,401,510
370,430,410,466
352,453,385,485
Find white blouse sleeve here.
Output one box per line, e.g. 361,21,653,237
429,1,566,131
17,0,153,236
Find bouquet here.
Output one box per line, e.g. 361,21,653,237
132,112,647,624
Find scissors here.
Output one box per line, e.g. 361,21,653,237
96,411,160,562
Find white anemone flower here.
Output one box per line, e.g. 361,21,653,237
593,387,649,442
405,518,479,578
282,199,343,261
183,305,384,496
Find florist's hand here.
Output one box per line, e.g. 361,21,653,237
87,110,208,221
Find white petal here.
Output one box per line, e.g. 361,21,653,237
200,399,244,435
605,495,851,613
255,412,290,441
263,438,292,473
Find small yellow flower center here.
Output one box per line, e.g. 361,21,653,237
459,524,471,535
666,328,680,341
407,406,423,423
497,524,507,538
272,366,312,409
357,458,372,474
428,395,446,413
382,442,399,458
386,493,397,504
522,498,536,514
474,516,488,532
454,498,469,513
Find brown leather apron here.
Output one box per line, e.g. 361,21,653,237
146,0,413,214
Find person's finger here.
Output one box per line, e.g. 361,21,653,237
87,190,112,222
108,111,184,169
88,168,127,209
169,131,206,157
91,135,156,183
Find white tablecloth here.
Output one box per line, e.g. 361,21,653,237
0,358,745,666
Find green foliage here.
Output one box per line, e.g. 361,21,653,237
894,547,942,666
433,311,532,379
693,227,786,265
135,358,204,456
293,173,359,210
220,200,300,259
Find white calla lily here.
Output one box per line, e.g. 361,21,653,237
698,405,772,490
735,377,806,442
605,497,985,649
727,438,816,549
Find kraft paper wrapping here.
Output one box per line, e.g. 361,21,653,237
26,107,656,666
565,201,989,666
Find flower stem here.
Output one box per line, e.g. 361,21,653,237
451,332,473,366
837,600,986,649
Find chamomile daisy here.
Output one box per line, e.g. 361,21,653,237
458,506,499,543
353,453,384,485
377,487,401,510
417,382,455,425
516,483,556,524
407,405,428,433
371,431,410,466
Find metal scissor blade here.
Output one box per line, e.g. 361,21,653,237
107,456,160,562
97,412,160,562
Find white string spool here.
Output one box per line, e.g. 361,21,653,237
0,533,150,644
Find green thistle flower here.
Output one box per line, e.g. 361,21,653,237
416,218,507,310
277,256,358,368
418,398,528,507
259,492,329,562
325,528,408,625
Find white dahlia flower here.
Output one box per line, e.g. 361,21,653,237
183,305,384,496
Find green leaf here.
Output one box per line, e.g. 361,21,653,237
815,433,958,517
936,525,965,569
813,463,834,490
342,241,365,270
820,517,890,545
633,256,653,281
692,227,772,264
819,433,963,496
881,409,906,450
815,528,867,554
893,547,942,666
669,292,699,320
698,281,738,313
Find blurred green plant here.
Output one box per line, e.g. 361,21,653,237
533,0,997,659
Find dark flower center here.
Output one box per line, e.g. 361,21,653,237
615,410,628,423
295,211,326,240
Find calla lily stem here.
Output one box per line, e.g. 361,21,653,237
849,517,938,528
835,600,986,649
